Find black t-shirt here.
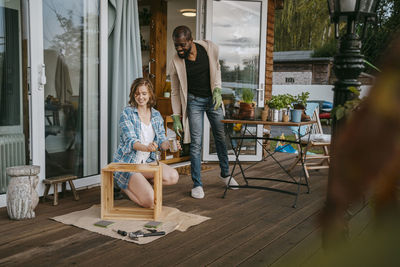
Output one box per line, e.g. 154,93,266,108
185,43,212,97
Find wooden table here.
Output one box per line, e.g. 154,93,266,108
221,119,316,208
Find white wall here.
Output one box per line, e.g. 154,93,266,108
272,84,371,102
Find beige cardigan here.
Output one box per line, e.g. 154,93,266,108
169,40,222,144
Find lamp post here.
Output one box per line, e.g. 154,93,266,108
327,0,380,135
322,0,380,247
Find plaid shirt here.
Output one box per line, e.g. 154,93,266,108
113,106,167,165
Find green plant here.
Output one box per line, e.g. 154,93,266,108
282,94,295,108
267,94,295,109
313,38,338,58
241,88,254,104
332,87,364,120
293,92,310,109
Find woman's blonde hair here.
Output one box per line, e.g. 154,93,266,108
129,78,156,108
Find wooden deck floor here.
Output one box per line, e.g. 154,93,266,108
0,153,329,266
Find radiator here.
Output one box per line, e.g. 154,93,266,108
0,134,25,194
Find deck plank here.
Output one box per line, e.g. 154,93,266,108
0,153,330,266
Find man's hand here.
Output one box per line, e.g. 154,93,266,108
212,87,222,110
171,114,183,138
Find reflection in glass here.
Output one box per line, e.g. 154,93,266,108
210,0,262,155
0,4,20,127
0,1,25,194
43,0,99,178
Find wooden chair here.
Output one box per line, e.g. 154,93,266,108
287,106,331,180
101,162,162,220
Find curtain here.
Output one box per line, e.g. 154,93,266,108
108,0,142,160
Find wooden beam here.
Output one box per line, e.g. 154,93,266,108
150,0,167,97
265,0,276,103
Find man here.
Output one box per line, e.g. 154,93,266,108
169,25,238,199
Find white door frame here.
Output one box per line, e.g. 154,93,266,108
28,0,46,192
202,0,267,162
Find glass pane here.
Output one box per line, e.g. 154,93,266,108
359,0,374,13
0,2,21,127
340,0,356,12
0,0,25,194
210,0,262,156
43,0,99,178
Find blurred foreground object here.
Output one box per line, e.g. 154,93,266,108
321,34,400,254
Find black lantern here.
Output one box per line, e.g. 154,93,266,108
327,0,380,135
327,0,380,38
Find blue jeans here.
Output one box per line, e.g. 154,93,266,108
187,93,230,187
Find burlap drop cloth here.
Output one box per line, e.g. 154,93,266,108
51,201,210,244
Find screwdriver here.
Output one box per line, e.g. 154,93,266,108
112,229,127,236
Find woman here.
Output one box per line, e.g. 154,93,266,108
113,78,180,208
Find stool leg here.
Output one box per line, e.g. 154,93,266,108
68,180,80,201
43,184,50,202
53,183,59,206
61,182,66,198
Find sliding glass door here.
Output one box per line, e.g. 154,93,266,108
203,0,267,162
27,0,106,187
42,0,100,178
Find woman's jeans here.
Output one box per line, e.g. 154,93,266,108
187,93,230,188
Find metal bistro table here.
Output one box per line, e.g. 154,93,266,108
221,119,316,208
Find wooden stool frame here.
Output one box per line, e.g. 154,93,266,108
101,163,162,220
43,175,79,206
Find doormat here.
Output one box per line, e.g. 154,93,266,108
177,164,215,175
51,201,210,245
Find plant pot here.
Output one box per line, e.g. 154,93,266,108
278,109,283,121
6,165,40,220
282,114,290,122
279,108,289,122
268,108,279,122
261,107,269,121
238,102,255,120
290,109,303,123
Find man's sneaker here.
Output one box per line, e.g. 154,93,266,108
191,186,205,199
219,175,239,190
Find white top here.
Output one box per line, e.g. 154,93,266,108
135,122,155,164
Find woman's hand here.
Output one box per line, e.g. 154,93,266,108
146,142,158,152
160,140,170,151
176,140,182,150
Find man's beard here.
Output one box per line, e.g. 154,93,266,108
177,45,192,59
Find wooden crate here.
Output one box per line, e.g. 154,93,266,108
101,163,162,220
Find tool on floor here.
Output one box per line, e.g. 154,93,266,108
94,220,115,228
144,220,163,229
112,229,127,236
128,230,166,240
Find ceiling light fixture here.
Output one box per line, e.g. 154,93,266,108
180,9,196,17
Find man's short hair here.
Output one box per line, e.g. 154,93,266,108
172,25,192,41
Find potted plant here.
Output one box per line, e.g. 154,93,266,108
266,95,279,121
238,88,255,120
291,92,310,122
281,94,295,122
266,94,294,122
